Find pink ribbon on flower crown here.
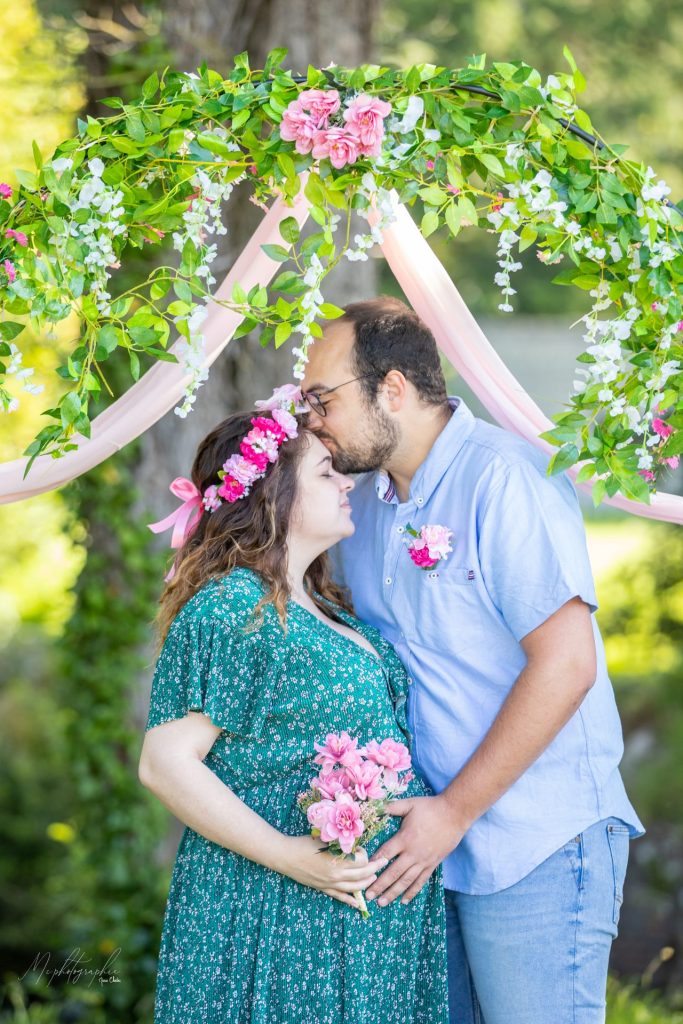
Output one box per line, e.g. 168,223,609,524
147,476,203,580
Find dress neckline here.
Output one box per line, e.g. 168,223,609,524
288,598,383,665
216,568,384,666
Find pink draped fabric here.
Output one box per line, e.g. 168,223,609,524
0,183,680,523
372,195,683,525
0,190,311,503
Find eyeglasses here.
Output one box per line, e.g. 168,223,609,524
301,374,376,417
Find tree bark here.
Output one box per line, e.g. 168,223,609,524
132,0,380,517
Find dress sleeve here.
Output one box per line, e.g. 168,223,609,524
144,604,275,739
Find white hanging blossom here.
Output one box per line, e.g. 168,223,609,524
504,142,526,169
640,166,671,204
173,306,210,419
171,143,245,417
490,227,523,312
291,254,326,381
571,287,639,399
344,172,398,261
47,156,128,317
487,166,571,311
0,342,44,413
389,95,424,136
538,74,578,116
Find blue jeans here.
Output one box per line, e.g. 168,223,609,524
445,816,631,1024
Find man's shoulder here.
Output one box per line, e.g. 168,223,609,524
464,417,582,520
465,416,554,479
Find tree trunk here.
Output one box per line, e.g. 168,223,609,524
133,0,381,526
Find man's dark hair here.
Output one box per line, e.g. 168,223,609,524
339,296,449,407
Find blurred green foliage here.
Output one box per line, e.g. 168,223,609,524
1,5,171,1019
595,522,683,830
606,976,683,1023
376,0,683,316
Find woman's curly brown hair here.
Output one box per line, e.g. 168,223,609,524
154,411,353,651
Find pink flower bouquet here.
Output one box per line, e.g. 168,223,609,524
297,730,414,919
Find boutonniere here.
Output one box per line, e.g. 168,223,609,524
405,523,454,570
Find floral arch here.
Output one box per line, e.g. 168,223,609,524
0,48,681,520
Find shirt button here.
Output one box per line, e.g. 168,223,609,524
397,526,405,534
385,576,392,585
416,496,424,505
407,676,413,685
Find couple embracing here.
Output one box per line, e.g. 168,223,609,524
140,296,644,1024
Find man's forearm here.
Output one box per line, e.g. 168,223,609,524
439,659,593,830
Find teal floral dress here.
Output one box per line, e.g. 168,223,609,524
145,566,448,1024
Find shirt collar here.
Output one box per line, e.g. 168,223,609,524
374,396,475,506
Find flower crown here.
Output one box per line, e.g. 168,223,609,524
202,383,307,511
147,383,307,581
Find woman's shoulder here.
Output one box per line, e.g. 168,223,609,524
173,567,268,631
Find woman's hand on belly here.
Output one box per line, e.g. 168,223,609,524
278,836,388,910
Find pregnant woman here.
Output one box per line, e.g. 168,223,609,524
139,388,448,1024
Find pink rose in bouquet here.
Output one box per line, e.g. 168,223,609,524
314,767,353,799
298,731,414,919
313,730,363,771
361,737,412,772
345,760,386,800
315,792,365,852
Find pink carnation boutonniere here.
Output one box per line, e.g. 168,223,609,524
405,523,453,571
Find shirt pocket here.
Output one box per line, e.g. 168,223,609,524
410,564,484,654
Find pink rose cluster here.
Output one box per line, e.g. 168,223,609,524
407,524,454,570
279,88,392,169
300,731,414,855
202,405,299,512
639,412,679,482
5,228,28,247
1,197,25,286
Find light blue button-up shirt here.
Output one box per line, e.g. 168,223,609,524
334,396,645,895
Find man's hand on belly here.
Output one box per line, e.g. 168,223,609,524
365,597,598,909
364,794,465,906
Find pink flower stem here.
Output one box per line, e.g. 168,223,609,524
347,850,370,920
354,887,370,920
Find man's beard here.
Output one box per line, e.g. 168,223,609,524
314,406,400,475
